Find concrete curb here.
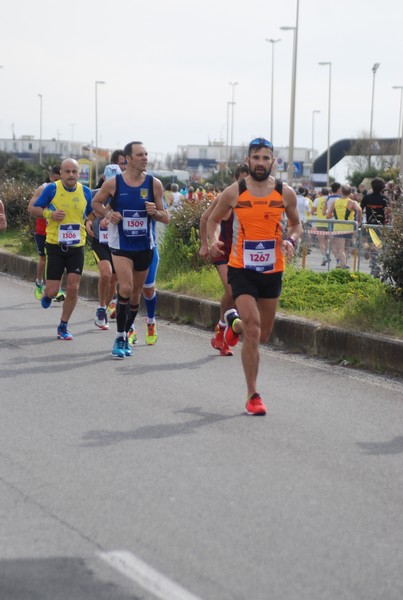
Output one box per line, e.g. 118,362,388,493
1,249,402,377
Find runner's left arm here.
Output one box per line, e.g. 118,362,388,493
145,178,170,224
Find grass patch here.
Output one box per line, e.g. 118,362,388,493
159,264,402,339
1,229,401,338
281,266,402,337
0,228,25,253
158,265,223,300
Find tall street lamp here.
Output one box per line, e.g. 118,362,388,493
318,61,332,186
368,62,380,169
38,93,43,165
69,122,76,155
265,38,281,143
281,0,300,186
228,81,238,164
226,101,231,166
95,80,106,182
311,109,320,168
392,85,403,164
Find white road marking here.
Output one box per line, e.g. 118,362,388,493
99,550,205,600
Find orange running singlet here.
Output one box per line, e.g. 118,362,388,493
228,179,285,274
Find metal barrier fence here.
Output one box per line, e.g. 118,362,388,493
299,218,389,275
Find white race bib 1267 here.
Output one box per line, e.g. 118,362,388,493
243,240,276,272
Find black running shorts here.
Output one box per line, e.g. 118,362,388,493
110,248,154,272
91,237,115,271
227,267,283,300
45,243,85,280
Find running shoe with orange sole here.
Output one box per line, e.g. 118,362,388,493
146,322,158,345
245,393,266,416
220,341,233,356
211,323,225,350
128,327,138,345
107,300,117,320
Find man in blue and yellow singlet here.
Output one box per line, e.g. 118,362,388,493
207,138,302,416
92,141,168,359
30,158,92,340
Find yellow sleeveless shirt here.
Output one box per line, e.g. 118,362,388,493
46,180,88,246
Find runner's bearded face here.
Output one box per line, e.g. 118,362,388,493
248,149,274,182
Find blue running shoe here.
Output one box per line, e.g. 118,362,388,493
124,339,133,357
112,337,126,359
41,295,52,309
57,324,73,340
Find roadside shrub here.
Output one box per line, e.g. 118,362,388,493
159,199,210,276
0,178,36,229
378,206,403,296
18,224,37,255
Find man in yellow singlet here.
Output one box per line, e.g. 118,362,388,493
30,158,93,340
207,138,302,416
326,183,362,269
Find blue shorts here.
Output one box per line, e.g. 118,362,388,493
34,233,46,257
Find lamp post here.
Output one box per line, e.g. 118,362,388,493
281,0,299,186
38,93,43,165
95,80,105,182
392,85,403,164
311,109,320,168
265,38,281,143
69,122,76,155
368,62,380,169
318,61,332,186
228,81,238,164
226,101,231,166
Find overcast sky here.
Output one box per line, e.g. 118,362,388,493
1,0,403,179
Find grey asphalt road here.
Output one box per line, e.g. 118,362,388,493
1,272,403,600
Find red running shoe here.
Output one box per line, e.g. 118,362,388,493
245,393,267,416
211,323,225,350
224,309,241,347
219,341,233,356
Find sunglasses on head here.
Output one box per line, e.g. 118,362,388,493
249,138,273,150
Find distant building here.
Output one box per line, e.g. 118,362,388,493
0,135,108,163
0,135,316,185
178,141,314,182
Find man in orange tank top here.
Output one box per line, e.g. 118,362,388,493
207,138,302,415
